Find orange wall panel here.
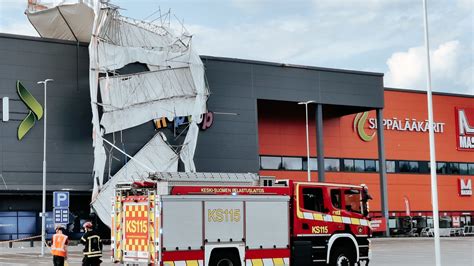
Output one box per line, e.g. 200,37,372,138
258,90,474,213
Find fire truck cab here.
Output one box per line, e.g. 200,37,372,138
111,174,371,266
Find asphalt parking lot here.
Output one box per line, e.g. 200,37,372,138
0,237,472,265
370,237,474,266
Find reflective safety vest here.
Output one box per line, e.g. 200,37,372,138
51,233,68,257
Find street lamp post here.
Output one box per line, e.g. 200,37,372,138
38,79,53,256
298,101,315,182
422,1,441,265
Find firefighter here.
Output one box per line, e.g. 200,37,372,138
80,221,103,266
51,225,69,266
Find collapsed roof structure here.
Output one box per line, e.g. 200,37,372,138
27,0,210,226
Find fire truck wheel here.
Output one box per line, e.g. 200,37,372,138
329,246,355,266
209,249,241,266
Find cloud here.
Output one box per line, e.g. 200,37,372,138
187,18,314,63
384,40,469,92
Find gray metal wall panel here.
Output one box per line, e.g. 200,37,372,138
196,58,260,173
0,35,92,192
0,35,383,194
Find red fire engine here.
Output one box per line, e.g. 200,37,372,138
111,174,371,266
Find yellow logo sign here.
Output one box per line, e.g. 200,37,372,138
17,81,44,140
353,112,375,142
312,225,328,234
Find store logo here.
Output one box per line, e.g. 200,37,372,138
353,111,446,142
353,112,375,142
455,108,474,151
16,81,43,140
154,111,214,131
459,178,472,196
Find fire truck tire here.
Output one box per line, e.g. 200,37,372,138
329,246,355,266
209,249,241,266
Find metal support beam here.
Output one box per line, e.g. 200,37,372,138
316,103,325,182
376,108,390,236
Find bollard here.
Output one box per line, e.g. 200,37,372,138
30,239,34,247
9,235,12,248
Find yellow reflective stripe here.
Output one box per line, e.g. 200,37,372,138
301,212,370,227
186,261,199,266
251,259,264,266
273,258,285,265
313,213,323,221
332,215,343,223
351,218,361,225
164,262,175,266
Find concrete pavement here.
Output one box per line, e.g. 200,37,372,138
0,237,473,265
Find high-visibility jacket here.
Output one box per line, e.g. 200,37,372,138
51,233,68,257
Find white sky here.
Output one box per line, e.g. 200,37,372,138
0,0,472,95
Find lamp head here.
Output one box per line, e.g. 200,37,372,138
298,100,315,105
37,79,54,85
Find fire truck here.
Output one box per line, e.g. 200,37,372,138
111,173,372,266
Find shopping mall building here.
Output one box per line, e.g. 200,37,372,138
0,33,472,239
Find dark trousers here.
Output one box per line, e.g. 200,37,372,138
53,255,65,266
82,256,102,266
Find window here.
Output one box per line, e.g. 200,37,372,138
409,161,419,172
365,160,377,172
344,189,361,214
436,162,447,174
399,161,419,173
262,156,472,176
386,161,396,173
302,188,325,212
324,159,340,172
418,161,430,174
343,159,355,172
331,189,342,209
448,163,460,175
399,161,410,172
459,163,468,175
354,160,364,172
303,158,318,171
282,157,302,170
260,156,281,170
469,164,474,175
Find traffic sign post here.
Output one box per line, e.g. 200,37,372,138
53,207,69,224
53,191,69,208
53,191,70,226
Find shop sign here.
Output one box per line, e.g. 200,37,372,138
154,111,214,131
452,216,460,227
455,108,474,151
353,111,445,142
453,216,461,227
0,81,44,140
459,178,472,196
370,217,387,232
1,97,8,122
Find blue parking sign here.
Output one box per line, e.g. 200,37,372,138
53,191,69,208
53,208,69,224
